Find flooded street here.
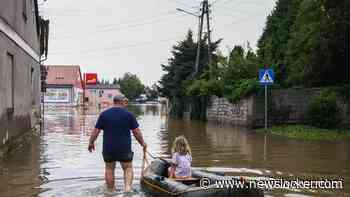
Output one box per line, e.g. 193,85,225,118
0,104,349,197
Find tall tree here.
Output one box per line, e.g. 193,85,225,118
159,30,220,98
318,0,350,85
118,73,145,100
159,30,221,118
285,0,322,86
257,0,302,84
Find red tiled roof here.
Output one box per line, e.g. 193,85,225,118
45,65,83,89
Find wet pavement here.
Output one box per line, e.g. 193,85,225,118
0,104,349,196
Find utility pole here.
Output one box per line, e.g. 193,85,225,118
205,0,212,67
177,0,213,76
194,0,212,76
194,1,205,75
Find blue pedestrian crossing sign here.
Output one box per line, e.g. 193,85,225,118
259,69,274,85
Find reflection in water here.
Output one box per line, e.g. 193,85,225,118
0,133,41,197
0,104,349,197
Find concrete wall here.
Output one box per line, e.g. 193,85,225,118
0,0,41,155
252,88,318,126
207,96,254,126
207,88,350,127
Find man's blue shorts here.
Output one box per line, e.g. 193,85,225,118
103,151,134,163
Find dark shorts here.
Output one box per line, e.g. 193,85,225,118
103,151,134,163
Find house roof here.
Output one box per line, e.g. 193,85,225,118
45,65,83,89
46,84,73,88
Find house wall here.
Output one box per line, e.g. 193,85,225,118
44,87,83,107
0,0,40,52
85,88,121,107
0,0,41,156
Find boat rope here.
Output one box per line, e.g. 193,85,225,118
141,149,150,177
146,151,170,164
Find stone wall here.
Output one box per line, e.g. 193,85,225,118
207,88,350,127
207,96,254,126
253,88,320,126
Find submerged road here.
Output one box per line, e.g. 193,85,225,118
0,104,349,196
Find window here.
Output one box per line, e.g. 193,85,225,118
31,67,35,105
6,53,15,113
99,90,104,97
31,67,34,84
22,0,27,22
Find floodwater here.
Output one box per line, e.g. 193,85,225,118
0,104,349,197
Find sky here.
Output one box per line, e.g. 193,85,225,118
39,0,276,86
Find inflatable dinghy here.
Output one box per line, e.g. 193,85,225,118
141,159,264,197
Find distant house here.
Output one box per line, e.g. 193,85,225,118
44,65,84,106
85,84,121,108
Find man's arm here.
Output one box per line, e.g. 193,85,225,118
88,128,101,152
132,128,147,150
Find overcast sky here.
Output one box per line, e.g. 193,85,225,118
39,0,276,86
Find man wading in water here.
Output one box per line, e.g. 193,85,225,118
88,94,147,192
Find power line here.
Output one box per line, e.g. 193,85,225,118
217,13,263,28
50,15,195,40
165,0,200,11
49,36,183,56
213,0,264,12
210,0,225,6
210,0,266,22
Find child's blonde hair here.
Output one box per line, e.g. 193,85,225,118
171,135,191,155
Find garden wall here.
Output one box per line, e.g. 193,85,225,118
207,88,350,127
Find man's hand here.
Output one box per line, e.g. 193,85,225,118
132,128,147,152
88,142,95,153
142,142,147,152
88,128,101,153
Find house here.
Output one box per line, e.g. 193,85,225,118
0,0,48,156
44,65,84,106
85,84,121,108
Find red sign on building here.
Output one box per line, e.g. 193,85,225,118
85,73,98,85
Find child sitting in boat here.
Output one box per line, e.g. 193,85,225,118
169,135,192,179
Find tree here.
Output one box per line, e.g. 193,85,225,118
159,30,221,118
144,84,160,101
317,0,350,85
159,30,197,98
118,73,145,100
258,0,350,87
112,77,118,85
257,0,302,85
285,0,322,86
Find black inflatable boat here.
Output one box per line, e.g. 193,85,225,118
141,159,264,197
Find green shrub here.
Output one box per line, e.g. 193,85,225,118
306,90,342,128
186,79,224,97
225,79,260,103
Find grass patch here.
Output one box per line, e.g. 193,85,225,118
256,124,350,141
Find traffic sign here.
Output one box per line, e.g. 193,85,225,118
258,68,274,130
259,69,274,85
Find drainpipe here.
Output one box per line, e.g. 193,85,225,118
39,56,47,135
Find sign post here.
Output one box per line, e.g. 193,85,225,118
83,73,98,106
259,69,274,131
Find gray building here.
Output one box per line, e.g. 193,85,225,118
0,0,48,156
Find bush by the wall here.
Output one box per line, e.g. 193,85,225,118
306,90,342,128
225,79,260,103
